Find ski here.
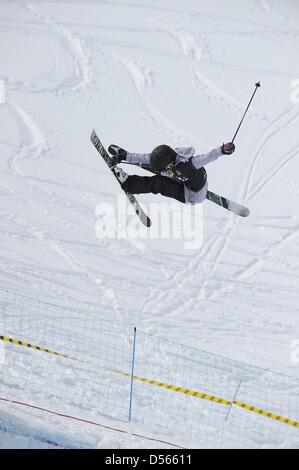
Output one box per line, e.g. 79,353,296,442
123,161,250,217
90,129,151,227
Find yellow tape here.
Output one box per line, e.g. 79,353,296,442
112,370,299,429
233,401,299,427
0,334,74,361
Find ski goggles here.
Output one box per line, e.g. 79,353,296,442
164,162,175,177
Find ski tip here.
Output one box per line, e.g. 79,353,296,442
146,218,152,227
240,207,250,217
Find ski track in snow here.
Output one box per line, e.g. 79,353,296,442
135,13,275,319
106,24,249,317
203,105,299,304
22,1,91,95
164,19,299,315
110,52,210,150
8,98,123,318
132,26,251,316
167,29,267,122
1,2,124,318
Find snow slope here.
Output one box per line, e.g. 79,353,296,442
1,0,299,448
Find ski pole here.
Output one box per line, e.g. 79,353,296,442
232,82,261,143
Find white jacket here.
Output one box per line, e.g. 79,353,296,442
126,146,223,204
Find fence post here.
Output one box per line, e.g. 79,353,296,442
129,326,137,422
225,380,242,421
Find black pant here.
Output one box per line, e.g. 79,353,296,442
122,175,185,203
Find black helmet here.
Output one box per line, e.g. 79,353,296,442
150,145,177,171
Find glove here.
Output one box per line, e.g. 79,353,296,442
221,142,235,155
108,144,127,166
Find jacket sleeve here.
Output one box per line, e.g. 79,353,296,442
191,147,223,169
126,152,151,165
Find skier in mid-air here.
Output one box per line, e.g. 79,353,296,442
92,83,260,220
107,142,235,204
